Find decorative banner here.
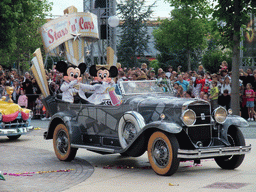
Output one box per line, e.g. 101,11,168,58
31,48,50,98
40,12,99,53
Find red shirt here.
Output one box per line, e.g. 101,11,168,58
245,89,255,102
195,79,205,92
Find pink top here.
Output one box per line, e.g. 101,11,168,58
245,89,255,102
18,95,28,108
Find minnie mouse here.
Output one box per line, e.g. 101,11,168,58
56,61,99,103
87,64,119,105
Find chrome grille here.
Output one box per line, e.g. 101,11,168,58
187,104,211,146
188,104,211,125
3,119,28,129
187,126,211,146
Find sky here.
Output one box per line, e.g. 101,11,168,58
48,0,173,18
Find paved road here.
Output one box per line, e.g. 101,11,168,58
0,120,94,192
0,119,255,192
240,121,256,139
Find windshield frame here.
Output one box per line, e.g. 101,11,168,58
119,80,173,96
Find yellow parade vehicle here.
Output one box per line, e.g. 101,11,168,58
0,86,33,140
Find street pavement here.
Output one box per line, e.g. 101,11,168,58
0,119,255,192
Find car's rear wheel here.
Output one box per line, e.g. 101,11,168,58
53,124,77,161
147,131,180,176
7,135,21,140
215,127,245,169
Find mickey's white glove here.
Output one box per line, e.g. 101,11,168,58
69,80,78,88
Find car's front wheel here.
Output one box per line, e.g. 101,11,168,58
147,131,180,176
53,124,77,161
215,127,245,169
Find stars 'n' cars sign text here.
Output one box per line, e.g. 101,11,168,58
40,12,99,53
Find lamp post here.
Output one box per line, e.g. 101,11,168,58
108,15,120,28
108,15,119,55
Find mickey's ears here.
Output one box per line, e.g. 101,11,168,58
56,61,68,73
78,63,87,74
89,65,97,77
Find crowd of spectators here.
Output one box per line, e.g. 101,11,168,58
0,61,255,121
116,61,256,121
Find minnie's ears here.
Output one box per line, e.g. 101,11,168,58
109,66,118,77
89,65,118,77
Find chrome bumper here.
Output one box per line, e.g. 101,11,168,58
178,145,251,159
0,126,34,136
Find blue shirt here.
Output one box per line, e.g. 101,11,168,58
177,80,189,91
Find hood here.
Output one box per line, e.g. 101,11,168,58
126,95,201,111
0,101,21,115
126,95,209,124
0,101,31,122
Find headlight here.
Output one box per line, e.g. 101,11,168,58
0,112,2,121
182,109,196,126
0,122,5,128
29,111,33,119
214,106,227,124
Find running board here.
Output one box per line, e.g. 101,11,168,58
71,144,116,153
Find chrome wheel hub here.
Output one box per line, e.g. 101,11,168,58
122,122,137,145
152,138,169,168
56,130,69,154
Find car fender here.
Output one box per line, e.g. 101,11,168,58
120,120,182,153
220,115,248,142
142,121,183,134
118,110,182,151
44,111,78,140
224,115,249,128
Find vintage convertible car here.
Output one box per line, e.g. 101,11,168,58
0,96,33,140
43,80,251,176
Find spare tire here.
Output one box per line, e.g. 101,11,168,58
118,111,145,149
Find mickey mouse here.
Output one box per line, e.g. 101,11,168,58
56,61,99,103
87,64,118,105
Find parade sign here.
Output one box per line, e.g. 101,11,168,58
40,12,99,53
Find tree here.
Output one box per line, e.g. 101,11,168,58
155,48,188,71
0,0,52,71
213,0,256,115
202,48,232,73
155,0,213,71
154,37,204,72
117,0,155,67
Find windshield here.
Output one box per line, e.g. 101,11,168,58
119,80,173,96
